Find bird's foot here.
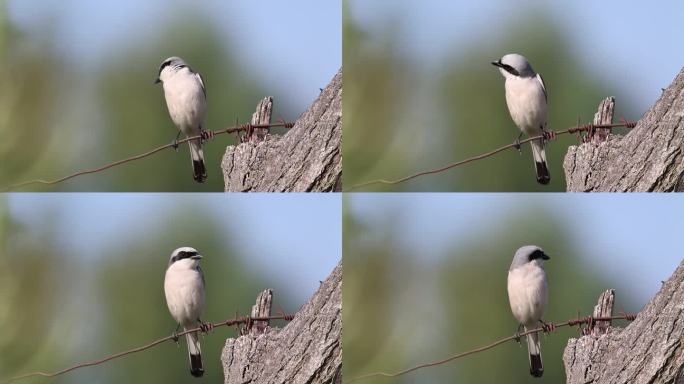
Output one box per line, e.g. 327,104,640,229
513,324,524,343
513,138,522,153
543,130,557,141
171,323,181,344
200,129,215,144
513,132,524,153
199,319,214,334
171,131,182,151
540,320,556,333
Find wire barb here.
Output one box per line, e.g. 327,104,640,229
344,313,638,383
0,312,296,384
346,120,637,191
1,120,295,192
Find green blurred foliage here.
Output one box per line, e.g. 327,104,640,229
0,198,302,384
0,4,296,191
0,1,62,184
343,197,639,383
0,197,65,377
343,6,637,191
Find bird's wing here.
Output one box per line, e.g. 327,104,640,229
536,73,547,103
195,73,206,98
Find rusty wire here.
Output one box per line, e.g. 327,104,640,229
0,313,296,384
345,313,638,383
1,121,295,192
346,120,637,191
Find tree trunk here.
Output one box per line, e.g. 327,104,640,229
221,261,342,384
563,260,684,383
221,69,342,192
563,67,684,191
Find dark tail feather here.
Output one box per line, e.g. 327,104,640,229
529,353,543,377
192,160,207,183
535,161,550,185
190,353,204,377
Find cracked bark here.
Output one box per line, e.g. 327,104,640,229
563,67,684,191
221,262,342,384
221,69,342,192
563,260,684,383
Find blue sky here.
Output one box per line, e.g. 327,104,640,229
7,0,341,108
7,193,342,301
349,1,684,111
348,193,682,305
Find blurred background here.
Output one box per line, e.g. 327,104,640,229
0,193,341,383
343,1,684,191
344,193,682,383
0,0,341,191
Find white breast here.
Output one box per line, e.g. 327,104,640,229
162,69,206,136
164,263,205,326
504,76,547,136
507,262,548,326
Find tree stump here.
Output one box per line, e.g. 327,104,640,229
221,262,342,384
564,68,684,191
221,69,342,192
563,260,684,383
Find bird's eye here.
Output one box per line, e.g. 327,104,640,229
529,249,544,261
503,64,519,76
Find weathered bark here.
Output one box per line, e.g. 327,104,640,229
221,69,342,192
563,260,684,383
221,262,342,384
563,68,684,191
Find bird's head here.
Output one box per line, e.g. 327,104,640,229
168,246,203,268
155,56,189,84
492,53,536,79
510,245,550,271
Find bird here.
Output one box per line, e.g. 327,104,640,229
156,56,208,183
507,245,550,378
164,246,206,377
492,53,550,184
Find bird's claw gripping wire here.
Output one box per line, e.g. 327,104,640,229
171,324,181,344
200,129,215,144
513,132,524,153
540,320,556,334
198,319,214,334
513,323,524,343
542,130,557,141
171,131,182,151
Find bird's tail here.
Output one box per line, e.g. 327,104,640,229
188,140,207,183
526,327,543,377
185,329,204,377
530,139,550,185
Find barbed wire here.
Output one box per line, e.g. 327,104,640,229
0,313,295,384
345,120,637,191
344,312,637,383
1,121,295,192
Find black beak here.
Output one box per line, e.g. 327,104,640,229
542,252,550,260
491,60,503,68
154,78,161,84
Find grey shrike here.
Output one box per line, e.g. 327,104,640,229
164,247,206,377
492,53,550,185
507,245,550,378
156,57,208,183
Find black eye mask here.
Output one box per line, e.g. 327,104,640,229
171,250,198,263
528,249,550,261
